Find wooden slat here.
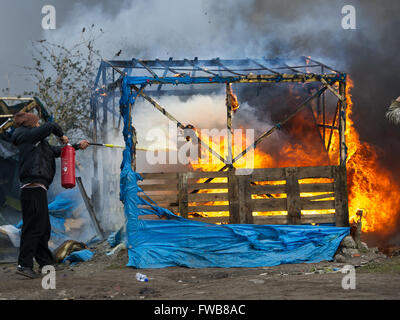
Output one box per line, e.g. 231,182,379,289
139,194,177,202
301,214,335,224
188,205,230,212
296,166,334,179
188,182,228,190
138,204,178,210
189,216,229,224
139,172,178,179
138,184,178,191
188,192,228,202
251,198,287,211
253,213,335,225
253,215,288,224
250,184,286,194
250,167,285,181
187,171,228,179
301,199,335,210
299,183,334,193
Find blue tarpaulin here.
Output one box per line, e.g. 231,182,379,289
118,84,349,268
14,189,96,248
62,249,94,265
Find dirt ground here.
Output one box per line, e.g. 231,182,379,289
0,240,399,300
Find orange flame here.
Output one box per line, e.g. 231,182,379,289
345,77,400,234
189,79,400,234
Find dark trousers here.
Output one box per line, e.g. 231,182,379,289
18,187,54,268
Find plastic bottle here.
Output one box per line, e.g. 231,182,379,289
136,272,148,282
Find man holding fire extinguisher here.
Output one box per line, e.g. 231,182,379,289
11,111,89,279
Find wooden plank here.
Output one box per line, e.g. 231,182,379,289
301,214,335,224
188,205,230,212
140,172,179,179
299,183,334,193
296,166,334,179
139,194,178,203
188,192,228,202
250,184,287,194
285,167,301,224
300,199,336,210
138,184,178,191
334,165,350,227
188,182,228,190
250,167,285,181
253,214,335,225
178,172,189,219
253,215,288,225
251,198,287,211
138,205,178,213
187,171,228,179
189,216,229,224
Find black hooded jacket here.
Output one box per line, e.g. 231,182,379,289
11,122,79,189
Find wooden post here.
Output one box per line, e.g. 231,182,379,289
228,169,240,223
226,83,233,165
285,167,301,225
322,66,326,148
339,81,347,166
178,172,188,218
335,80,349,227
238,174,253,224
334,167,350,227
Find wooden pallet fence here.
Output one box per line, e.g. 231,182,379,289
137,165,349,226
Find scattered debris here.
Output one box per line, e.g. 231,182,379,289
249,279,265,284
53,240,88,263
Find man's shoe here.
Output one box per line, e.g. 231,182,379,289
16,265,40,279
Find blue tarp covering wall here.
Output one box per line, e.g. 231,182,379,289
118,77,350,269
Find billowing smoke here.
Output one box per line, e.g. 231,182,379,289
35,0,400,241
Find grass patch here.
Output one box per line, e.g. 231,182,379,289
359,258,400,273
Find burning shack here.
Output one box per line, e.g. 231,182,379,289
91,57,350,228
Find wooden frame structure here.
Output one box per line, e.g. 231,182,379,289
137,165,348,226
92,57,349,227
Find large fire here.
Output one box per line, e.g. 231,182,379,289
345,78,400,234
189,79,400,234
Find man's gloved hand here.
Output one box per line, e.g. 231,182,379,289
78,140,89,150
60,135,69,145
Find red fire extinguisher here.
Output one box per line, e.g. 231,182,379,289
61,144,76,189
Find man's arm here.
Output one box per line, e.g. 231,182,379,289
50,140,89,158
26,122,64,144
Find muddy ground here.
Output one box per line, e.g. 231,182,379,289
0,240,399,300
